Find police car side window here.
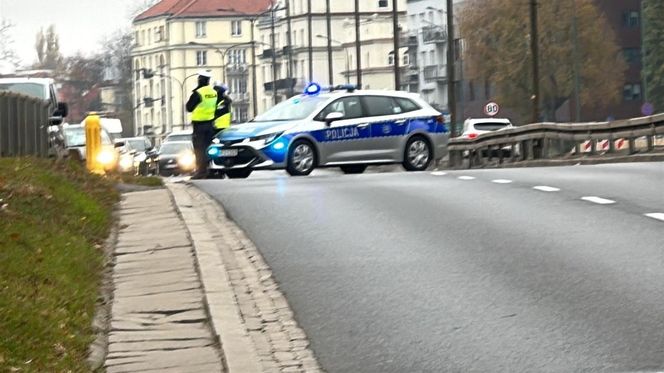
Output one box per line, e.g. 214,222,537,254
396,98,421,113
316,97,363,121
362,96,403,117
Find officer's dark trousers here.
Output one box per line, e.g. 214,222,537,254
192,121,215,175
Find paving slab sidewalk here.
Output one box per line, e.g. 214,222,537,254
168,182,323,373
104,189,223,373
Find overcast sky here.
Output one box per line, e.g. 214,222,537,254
0,0,143,66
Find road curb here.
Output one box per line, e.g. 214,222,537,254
445,152,664,170
167,182,324,373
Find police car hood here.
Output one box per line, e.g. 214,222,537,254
218,121,300,141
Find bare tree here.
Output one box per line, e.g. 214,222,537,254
35,25,62,69
0,19,20,68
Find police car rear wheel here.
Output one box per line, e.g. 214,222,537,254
226,169,252,179
403,136,432,171
287,140,316,176
340,165,367,174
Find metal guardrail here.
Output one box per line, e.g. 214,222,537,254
448,114,664,168
0,91,51,157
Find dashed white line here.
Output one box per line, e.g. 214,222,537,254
533,186,560,192
581,196,616,205
644,213,664,222
458,176,476,180
492,179,513,184
431,171,447,176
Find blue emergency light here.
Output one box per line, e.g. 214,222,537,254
303,82,322,96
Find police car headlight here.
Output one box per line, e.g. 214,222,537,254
251,131,284,146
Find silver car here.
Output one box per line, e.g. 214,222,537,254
206,84,450,178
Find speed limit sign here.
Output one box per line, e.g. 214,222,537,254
484,102,500,117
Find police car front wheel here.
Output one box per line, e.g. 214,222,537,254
287,140,316,176
403,136,432,171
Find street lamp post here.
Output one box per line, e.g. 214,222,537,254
317,35,350,84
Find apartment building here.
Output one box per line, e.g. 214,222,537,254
254,0,407,114
132,0,270,136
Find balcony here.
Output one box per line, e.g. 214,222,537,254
263,78,297,92
422,27,447,44
226,64,249,76
423,65,447,82
407,34,419,47
230,92,250,102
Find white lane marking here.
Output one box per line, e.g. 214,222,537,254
644,213,664,222
492,179,512,184
458,176,476,180
581,196,616,205
533,186,560,192
431,171,447,176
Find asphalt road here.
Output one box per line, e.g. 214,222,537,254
195,162,664,373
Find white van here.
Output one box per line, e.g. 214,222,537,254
0,77,68,125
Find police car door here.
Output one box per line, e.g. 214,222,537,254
360,95,411,162
314,96,370,164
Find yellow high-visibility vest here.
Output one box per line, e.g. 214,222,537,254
191,86,217,122
214,99,232,130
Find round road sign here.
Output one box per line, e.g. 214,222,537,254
484,102,500,117
641,102,654,116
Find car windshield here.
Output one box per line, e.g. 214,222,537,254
160,142,192,155
166,134,191,142
0,83,46,99
252,95,328,122
64,127,112,146
127,139,148,151
473,123,510,131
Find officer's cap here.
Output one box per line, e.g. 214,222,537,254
198,70,212,78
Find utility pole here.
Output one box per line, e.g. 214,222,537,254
326,0,333,85
392,0,401,90
270,0,278,105
285,0,294,97
641,0,648,103
446,0,456,136
572,0,581,122
307,0,313,81
250,20,258,117
355,0,362,87
529,0,540,123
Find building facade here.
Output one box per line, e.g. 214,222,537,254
131,0,270,138
254,0,407,115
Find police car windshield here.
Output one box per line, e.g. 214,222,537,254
253,95,327,122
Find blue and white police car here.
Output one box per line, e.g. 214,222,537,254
206,83,449,178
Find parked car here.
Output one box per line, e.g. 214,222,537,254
115,137,158,176
206,83,449,178
460,118,516,157
164,130,192,143
157,141,195,176
0,77,69,156
56,124,118,171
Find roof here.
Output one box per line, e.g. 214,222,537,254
135,0,272,22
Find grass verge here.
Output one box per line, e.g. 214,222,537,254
0,158,119,372
107,173,163,188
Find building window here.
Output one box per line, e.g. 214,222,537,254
378,0,388,8
141,30,146,45
196,51,207,66
388,51,395,65
232,20,242,36
623,83,642,101
135,31,140,45
622,11,640,28
403,54,409,65
623,48,641,64
195,21,207,38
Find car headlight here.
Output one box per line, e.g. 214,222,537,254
177,151,196,170
250,132,283,145
119,155,133,171
96,150,115,166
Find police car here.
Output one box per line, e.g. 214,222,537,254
206,83,449,178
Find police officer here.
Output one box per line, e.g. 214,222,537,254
186,71,218,179
213,82,233,133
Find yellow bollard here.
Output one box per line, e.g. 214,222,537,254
85,114,103,174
